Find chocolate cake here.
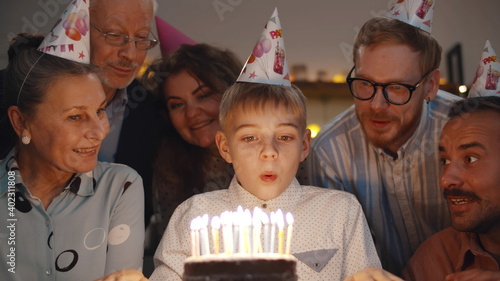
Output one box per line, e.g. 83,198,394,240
183,254,298,281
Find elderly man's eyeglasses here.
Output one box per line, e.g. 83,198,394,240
91,23,158,50
346,66,433,105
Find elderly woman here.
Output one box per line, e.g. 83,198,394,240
144,44,242,238
0,33,145,281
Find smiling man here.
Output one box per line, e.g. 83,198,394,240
402,96,500,281
306,17,461,274
89,0,161,226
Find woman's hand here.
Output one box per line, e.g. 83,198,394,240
94,269,148,281
344,267,405,281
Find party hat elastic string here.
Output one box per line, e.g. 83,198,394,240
16,52,45,106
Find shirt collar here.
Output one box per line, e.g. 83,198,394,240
456,231,499,271
105,88,128,119
0,149,96,198
227,176,303,214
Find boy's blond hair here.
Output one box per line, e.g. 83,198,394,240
219,83,307,133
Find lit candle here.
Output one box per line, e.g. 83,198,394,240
252,207,262,254
261,211,270,253
194,216,201,257
270,211,276,253
232,211,239,253
237,206,245,253
211,216,220,255
285,212,294,255
200,214,210,255
276,209,284,254
244,209,252,253
221,211,233,255
190,218,198,257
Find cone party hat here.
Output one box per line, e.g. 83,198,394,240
386,0,435,33
155,16,196,57
468,40,500,97
237,7,290,86
38,0,90,63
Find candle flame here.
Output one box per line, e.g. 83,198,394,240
191,216,201,230
253,207,262,226
276,209,284,229
201,214,209,228
211,216,221,229
286,212,294,225
270,211,277,225
261,211,270,225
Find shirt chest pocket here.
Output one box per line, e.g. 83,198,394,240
293,248,338,272
291,230,339,273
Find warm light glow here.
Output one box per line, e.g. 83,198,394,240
458,85,468,93
332,74,345,83
307,123,321,138
137,60,151,79
289,75,295,82
439,77,447,85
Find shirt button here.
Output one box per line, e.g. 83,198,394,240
45,221,49,226
46,269,51,275
261,204,267,209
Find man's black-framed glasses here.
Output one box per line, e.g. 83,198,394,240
346,66,433,105
91,23,158,50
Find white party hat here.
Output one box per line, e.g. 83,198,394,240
468,40,500,97
386,0,435,33
38,0,90,63
237,7,290,86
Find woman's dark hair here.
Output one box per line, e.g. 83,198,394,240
142,43,242,206
144,43,242,99
1,32,99,157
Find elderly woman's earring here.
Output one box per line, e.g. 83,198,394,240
22,135,30,145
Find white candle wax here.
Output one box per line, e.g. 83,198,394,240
261,212,270,253
285,212,294,255
190,218,197,257
211,216,220,255
270,211,276,253
276,209,284,254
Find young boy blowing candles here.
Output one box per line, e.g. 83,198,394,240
149,8,381,281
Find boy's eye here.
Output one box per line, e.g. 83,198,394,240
242,136,255,142
466,156,478,164
278,135,292,141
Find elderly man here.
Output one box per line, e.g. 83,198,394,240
306,16,460,274
402,96,500,281
89,0,161,227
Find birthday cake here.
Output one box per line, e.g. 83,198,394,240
183,254,298,281
185,206,296,280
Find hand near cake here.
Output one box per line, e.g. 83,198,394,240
94,269,149,281
344,267,404,281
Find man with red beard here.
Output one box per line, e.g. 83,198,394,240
306,17,460,274
402,96,500,281
89,0,161,227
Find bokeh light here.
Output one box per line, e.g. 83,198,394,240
307,123,321,139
